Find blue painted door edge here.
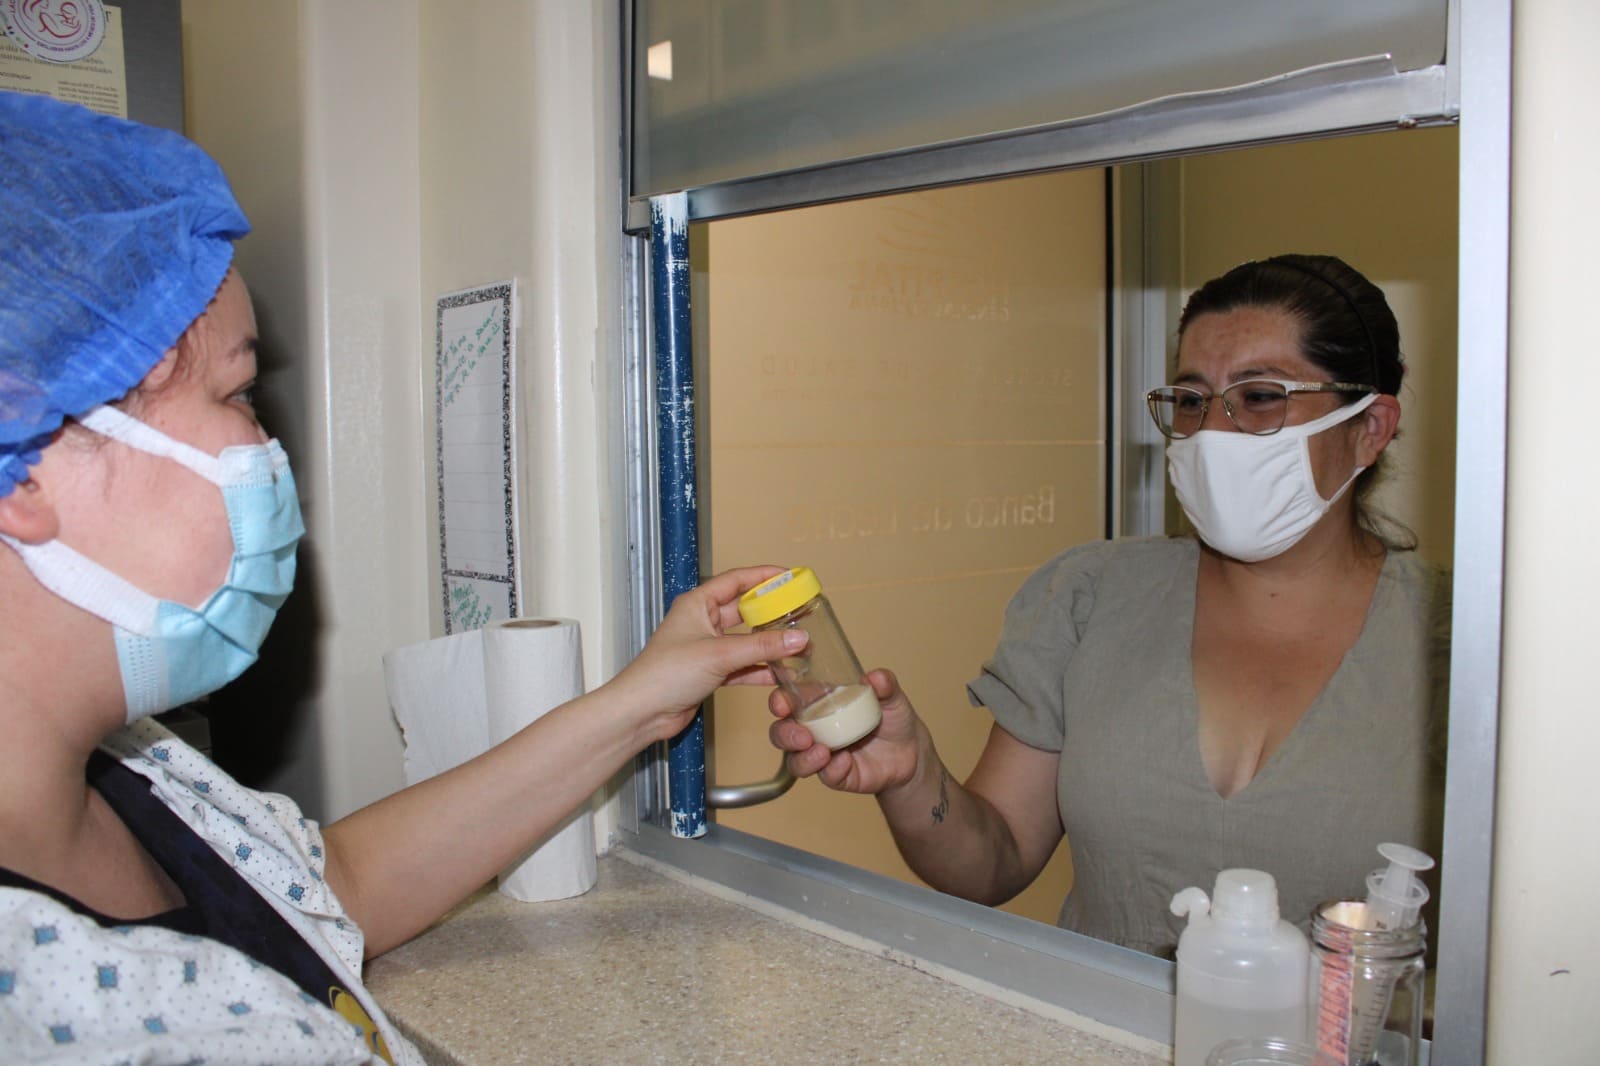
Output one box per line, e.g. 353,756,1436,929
650,193,707,838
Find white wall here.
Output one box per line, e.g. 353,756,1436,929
1488,2,1600,1060
416,0,630,840
183,1,427,819
183,0,628,836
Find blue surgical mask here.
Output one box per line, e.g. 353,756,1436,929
1,405,303,721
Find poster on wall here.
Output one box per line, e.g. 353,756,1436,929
435,281,521,633
0,0,127,116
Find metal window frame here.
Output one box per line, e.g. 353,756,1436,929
616,1,1502,1055
623,54,1452,234
1111,160,1183,539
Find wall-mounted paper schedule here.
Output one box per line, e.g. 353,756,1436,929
435,281,520,633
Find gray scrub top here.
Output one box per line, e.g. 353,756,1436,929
967,536,1449,958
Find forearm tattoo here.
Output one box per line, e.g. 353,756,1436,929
931,767,950,824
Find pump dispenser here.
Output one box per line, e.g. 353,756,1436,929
1170,869,1310,1066
1364,842,1434,931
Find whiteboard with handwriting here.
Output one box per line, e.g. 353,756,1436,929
434,282,520,633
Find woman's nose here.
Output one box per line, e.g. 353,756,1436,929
1200,395,1234,432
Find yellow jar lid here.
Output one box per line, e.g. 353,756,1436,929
738,566,822,628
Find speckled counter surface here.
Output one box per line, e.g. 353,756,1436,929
365,852,1168,1066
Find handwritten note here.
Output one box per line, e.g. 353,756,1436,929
435,282,520,633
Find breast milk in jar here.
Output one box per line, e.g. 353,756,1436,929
738,567,882,749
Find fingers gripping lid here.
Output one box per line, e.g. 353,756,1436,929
0,92,251,497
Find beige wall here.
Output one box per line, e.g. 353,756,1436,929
1179,128,1459,565
701,172,1107,925
1490,2,1600,1060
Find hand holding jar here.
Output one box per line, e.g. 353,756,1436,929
739,567,883,749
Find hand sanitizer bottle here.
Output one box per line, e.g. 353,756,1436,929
1171,869,1310,1066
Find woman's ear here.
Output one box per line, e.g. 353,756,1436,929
0,477,61,544
141,347,182,391
1356,394,1402,467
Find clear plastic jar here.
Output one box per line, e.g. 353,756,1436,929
1171,869,1309,1066
737,567,882,749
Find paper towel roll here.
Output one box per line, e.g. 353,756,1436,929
383,628,490,786
479,618,596,901
382,618,597,902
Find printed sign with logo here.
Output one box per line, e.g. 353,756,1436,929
0,0,125,117
1,0,106,63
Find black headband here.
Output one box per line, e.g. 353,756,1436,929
1264,256,1386,391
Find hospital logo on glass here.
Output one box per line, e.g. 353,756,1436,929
1,0,106,63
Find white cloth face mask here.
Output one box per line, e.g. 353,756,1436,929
1165,392,1378,563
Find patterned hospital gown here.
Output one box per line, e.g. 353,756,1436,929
0,719,424,1064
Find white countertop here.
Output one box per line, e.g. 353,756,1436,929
366,851,1169,1065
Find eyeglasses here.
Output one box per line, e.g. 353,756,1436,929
1145,378,1376,440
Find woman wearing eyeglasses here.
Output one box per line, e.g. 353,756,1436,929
770,254,1448,957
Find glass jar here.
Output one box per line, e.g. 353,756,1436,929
737,567,882,749
1205,1037,1319,1066
1308,900,1427,1066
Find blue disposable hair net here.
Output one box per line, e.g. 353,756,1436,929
0,92,251,497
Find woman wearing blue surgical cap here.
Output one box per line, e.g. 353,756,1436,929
0,93,802,1064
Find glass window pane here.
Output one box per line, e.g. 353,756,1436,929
696,169,1108,924
633,0,1449,196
